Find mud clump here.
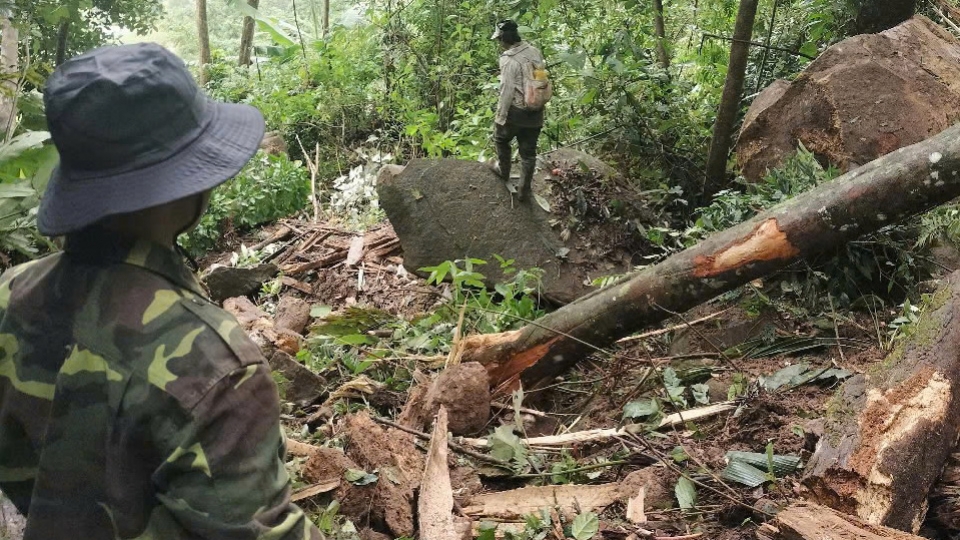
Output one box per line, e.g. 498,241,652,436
398,363,491,436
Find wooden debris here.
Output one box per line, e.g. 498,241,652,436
418,407,461,540
458,402,737,449
756,502,925,540
278,224,402,276
345,236,365,267
286,439,322,458
461,469,671,521
626,485,647,524
803,272,960,532
291,479,340,502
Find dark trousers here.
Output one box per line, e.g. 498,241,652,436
494,117,542,200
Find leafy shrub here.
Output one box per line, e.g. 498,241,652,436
0,131,58,262
182,151,310,254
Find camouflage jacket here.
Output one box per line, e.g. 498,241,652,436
0,230,322,539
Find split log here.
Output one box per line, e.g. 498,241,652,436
756,502,924,540
459,123,960,394
801,272,960,532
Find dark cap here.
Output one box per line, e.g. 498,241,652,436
491,19,520,40
38,43,265,236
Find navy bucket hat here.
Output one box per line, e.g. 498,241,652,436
38,43,265,236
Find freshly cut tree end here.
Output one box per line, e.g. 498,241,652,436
757,502,925,540
803,273,960,532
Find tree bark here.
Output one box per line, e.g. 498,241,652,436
652,0,670,69
756,502,924,540
55,19,70,66
196,0,212,85
322,0,330,35
459,123,960,396
855,0,916,34
703,0,759,198
801,273,960,533
238,0,261,66
0,10,18,141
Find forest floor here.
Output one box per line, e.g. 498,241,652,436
207,213,918,540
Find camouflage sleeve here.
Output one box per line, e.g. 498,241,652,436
146,364,322,539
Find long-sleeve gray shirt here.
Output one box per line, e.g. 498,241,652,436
496,42,546,126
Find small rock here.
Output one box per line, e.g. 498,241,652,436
274,296,311,334
268,351,325,407
360,530,392,540
204,263,279,302
753,497,782,522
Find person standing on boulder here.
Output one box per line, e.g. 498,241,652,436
0,43,323,539
492,20,551,203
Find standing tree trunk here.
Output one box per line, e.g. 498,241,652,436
322,0,330,35
456,123,960,395
652,0,670,69
238,0,261,66
0,8,17,141
703,0,760,198
196,0,212,85
55,19,70,66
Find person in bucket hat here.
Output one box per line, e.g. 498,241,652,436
0,43,324,539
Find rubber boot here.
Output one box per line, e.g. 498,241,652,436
496,151,512,184
518,158,535,203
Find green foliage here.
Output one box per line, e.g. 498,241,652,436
0,131,57,258
182,151,310,254
570,512,599,540
15,0,164,69
675,476,697,509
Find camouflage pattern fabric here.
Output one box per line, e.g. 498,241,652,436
0,229,322,539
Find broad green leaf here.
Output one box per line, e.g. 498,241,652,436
623,398,659,419
0,131,50,162
570,512,599,540
675,476,697,509
0,183,36,199
344,468,378,486
759,363,809,391
488,424,526,465
310,305,333,318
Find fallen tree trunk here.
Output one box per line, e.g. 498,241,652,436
459,123,960,394
756,502,924,540
801,272,960,533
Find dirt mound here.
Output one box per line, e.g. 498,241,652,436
737,16,960,181
378,154,652,304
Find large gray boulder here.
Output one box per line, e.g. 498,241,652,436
377,158,628,304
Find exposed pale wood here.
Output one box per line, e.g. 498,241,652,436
626,485,647,524
286,439,322,458
291,479,340,502
617,309,729,344
418,408,459,540
345,236,365,267
458,402,737,448
461,482,623,520
803,273,960,532
459,124,960,395
755,502,924,540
